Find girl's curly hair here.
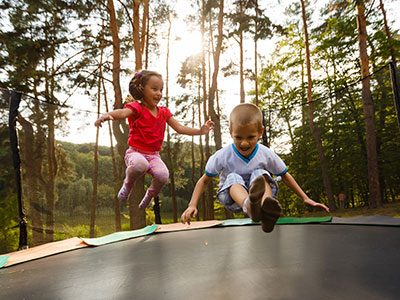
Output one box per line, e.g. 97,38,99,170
129,70,162,100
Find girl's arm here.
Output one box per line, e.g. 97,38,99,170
281,172,330,212
167,117,214,135
181,174,212,224
95,108,133,127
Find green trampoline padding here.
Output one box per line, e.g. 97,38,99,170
0,255,9,268
82,224,158,246
221,216,332,226
277,216,332,224
81,218,332,246
221,218,257,226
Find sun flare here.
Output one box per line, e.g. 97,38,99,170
173,29,203,59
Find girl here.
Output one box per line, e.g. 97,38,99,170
95,70,214,209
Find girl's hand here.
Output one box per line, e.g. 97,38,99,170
303,198,330,212
200,119,214,134
181,206,198,225
94,113,114,127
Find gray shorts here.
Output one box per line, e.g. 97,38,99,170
217,169,279,213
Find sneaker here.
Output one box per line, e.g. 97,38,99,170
260,196,282,233
248,175,265,222
117,185,130,202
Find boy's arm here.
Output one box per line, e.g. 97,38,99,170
181,174,212,224
95,108,133,127
167,117,214,135
281,172,330,212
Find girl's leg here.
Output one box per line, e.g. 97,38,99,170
139,154,169,209
118,150,149,201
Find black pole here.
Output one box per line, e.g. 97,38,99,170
389,61,400,128
8,91,28,249
262,109,269,147
153,196,162,224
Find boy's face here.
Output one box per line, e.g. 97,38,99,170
231,123,263,158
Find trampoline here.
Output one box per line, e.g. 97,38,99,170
1,220,399,300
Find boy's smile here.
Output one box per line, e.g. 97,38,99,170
231,123,263,158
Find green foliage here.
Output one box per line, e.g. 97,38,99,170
256,0,400,211
55,224,101,240
0,126,20,253
0,194,19,254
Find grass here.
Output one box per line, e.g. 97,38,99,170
303,201,400,218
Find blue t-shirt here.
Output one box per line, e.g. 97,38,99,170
205,143,288,188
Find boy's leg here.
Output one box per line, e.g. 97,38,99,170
217,173,247,215
246,176,266,222
139,154,169,209
221,173,263,221
118,150,149,201
250,170,282,232
228,183,248,207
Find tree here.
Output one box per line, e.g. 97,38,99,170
355,0,381,207
300,0,335,210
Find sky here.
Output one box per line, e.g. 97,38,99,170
61,0,289,148
54,0,400,151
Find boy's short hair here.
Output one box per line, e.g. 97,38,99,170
229,103,263,132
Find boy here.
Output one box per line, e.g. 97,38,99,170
181,103,329,232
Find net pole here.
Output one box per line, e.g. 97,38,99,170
262,109,269,147
389,61,400,129
8,91,28,249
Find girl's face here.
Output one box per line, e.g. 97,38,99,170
142,75,163,108
231,123,263,158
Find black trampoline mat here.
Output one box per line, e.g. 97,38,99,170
1,224,399,300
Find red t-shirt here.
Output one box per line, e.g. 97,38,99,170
125,101,173,152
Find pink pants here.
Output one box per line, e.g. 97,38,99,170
123,147,169,198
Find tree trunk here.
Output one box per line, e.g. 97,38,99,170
201,0,211,220
102,77,121,231
43,53,57,243
108,0,144,228
90,44,105,238
197,79,205,221
131,0,150,228
107,0,123,109
18,116,44,245
300,0,335,210
379,0,396,63
254,0,259,106
205,0,225,219
133,0,141,70
356,1,382,208
239,0,245,103
144,4,150,69
108,0,127,160
165,15,177,222
208,0,224,151
44,105,56,242
90,95,100,238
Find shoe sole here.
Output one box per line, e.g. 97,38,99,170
248,176,265,222
261,197,282,233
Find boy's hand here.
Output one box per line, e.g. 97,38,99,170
181,206,198,225
304,198,330,212
95,113,114,127
200,120,214,134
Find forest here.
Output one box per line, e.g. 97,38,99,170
0,0,399,254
